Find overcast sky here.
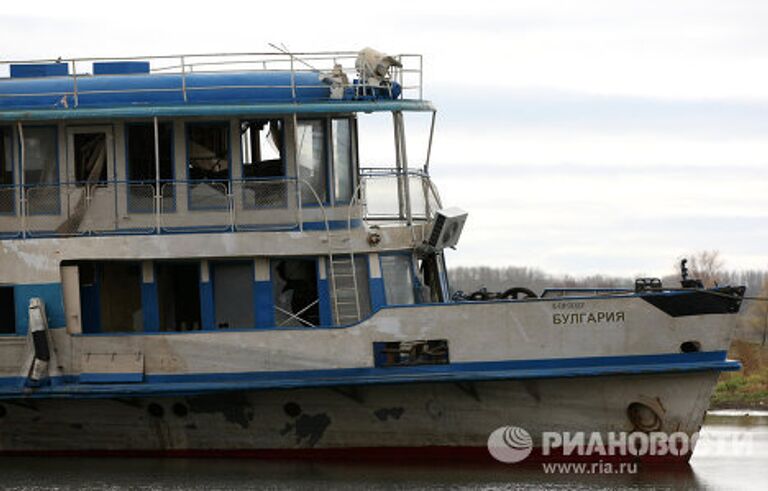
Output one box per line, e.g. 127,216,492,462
2,1,766,277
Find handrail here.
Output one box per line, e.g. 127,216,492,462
0,172,439,237
0,51,425,106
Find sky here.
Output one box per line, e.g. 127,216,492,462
1,1,766,277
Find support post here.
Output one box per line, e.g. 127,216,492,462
16,121,26,238
153,116,161,232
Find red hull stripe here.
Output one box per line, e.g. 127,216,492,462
0,446,691,465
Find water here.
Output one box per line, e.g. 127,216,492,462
0,412,765,490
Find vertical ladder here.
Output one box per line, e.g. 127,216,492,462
328,232,362,325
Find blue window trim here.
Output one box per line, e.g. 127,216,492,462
124,121,177,214
19,124,60,216
185,121,231,211
378,250,418,306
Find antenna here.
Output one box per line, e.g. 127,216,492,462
268,43,317,71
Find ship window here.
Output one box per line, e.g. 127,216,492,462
272,258,319,327
157,262,201,331
381,254,415,305
0,286,15,334
187,124,229,210
23,126,59,215
332,118,354,203
0,127,13,214
126,123,174,212
296,120,327,204
188,124,229,180
73,133,108,184
213,262,254,329
241,120,284,178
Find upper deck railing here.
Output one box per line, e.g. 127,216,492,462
0,169,440,239
0,51,424,109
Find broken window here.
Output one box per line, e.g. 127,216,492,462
213,262,254,329
241,120,284,178
0,127,13,213
73,133,108,184
380,254,415,305
272,258,319,327
188,123,229,210
0,286,15,334
296,120,327,204
23,126,59,215
332,118,354,203
126,122,174,212
157,262,201,331
240,120,287,208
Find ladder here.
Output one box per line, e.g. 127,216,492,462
327,231,362,325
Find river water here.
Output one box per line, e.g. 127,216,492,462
0,411,765,490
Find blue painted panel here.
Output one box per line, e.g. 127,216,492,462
93,62,150,75
0,100,437,123
10,63,68,78
13,283,66,334
141,281,159,332
0,350,741,399
200,281,215,330
80,372,143,384
369,277,386,311
318,278,332,326
254,280,274,328
80,282,100,333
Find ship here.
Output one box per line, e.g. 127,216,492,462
0,48,745,463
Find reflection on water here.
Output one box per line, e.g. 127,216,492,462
0,412,766,490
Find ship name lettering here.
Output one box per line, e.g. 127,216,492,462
552,311,625,325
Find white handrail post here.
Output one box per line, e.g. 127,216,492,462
425,109,436,174
17,122,26,239
180,56,188,102
292,113,303,231
153,116,161,233
290,54,296,100
71,60,79,108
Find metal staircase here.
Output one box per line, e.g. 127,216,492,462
327,231,362,325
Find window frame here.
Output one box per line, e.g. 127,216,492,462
125,121,176,214
239,118,287,180
185,121,231,211
20,125,60,216
379,251,418,306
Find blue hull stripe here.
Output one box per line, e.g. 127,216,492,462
0,351,738,399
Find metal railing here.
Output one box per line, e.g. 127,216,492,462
0,51,424,107
0,171,441,238
358,167,442,221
